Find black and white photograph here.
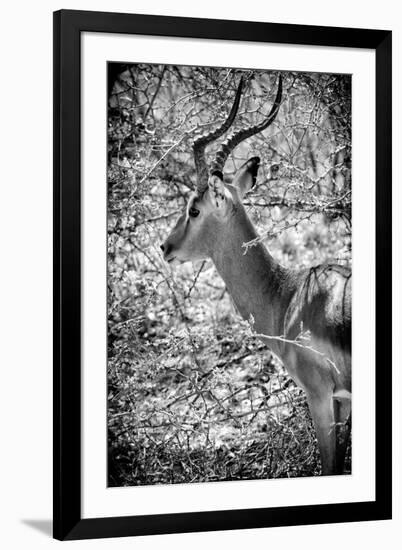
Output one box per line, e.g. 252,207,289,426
107,63,352,486
0,0,397,546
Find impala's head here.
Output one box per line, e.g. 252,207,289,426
161,75,283,265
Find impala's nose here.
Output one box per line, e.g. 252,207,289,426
160,242,173,258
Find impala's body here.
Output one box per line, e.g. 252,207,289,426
161,76,351,475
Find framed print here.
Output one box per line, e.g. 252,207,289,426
53,9,392,541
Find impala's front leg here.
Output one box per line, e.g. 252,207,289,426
333,395,351,473
306,392,337,475
284,349,341,475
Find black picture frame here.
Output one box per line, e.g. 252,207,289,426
53,9,392,541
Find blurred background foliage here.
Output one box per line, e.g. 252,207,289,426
107,63,351,486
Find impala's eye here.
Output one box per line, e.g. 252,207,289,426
189,207,200,218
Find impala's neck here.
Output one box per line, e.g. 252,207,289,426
211,206,292,339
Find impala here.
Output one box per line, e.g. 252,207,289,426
161,75,351,475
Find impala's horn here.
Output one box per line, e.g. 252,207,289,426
210,74,283,175
192,77,244,196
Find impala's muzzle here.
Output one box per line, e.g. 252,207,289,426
161,210,189,263
160,241,177,263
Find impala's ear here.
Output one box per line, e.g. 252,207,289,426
208,171,228,210
232,157,260,199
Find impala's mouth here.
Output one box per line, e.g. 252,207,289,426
167,256,176,264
